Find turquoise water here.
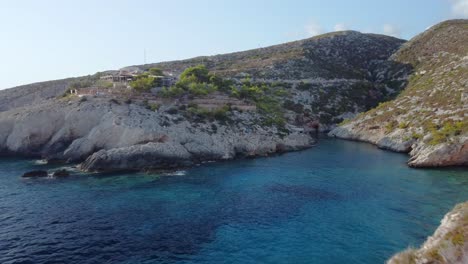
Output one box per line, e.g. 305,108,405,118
0,138,467,264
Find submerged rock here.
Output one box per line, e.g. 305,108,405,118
387,201,468,264
21,170,48,178
52,169,70,177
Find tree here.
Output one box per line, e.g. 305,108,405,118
129,76,155,92
148,68,164,76
179,65,210,83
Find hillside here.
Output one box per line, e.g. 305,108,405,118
0,75,105,112
0,78,74,112
329,19,468,167
129,31,405,81
1,31,408,129
130,31,409,128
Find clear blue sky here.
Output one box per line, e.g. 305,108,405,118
0,0,466,89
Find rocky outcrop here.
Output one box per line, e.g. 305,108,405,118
408,138,468,167
329,125,468,167
0,97,314,172
387,202,468,264
80,142,193,172
52,169,70,177
329,20,468,167
21,170,48,178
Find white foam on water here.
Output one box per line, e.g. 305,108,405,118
159,170,187,176
33,159,48,165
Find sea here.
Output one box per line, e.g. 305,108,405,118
0,138,467,263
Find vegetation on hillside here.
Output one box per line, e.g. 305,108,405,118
130,68,166,91
161,65,233,97
159,66,288,128
231,78,288,128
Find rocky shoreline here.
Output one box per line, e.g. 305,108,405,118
328,125,468,167
0,97,314,173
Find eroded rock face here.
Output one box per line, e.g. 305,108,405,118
408,138,468,167
387,202,468,264
0,98,314,172
329,125,468,167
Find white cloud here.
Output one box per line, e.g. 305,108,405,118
333,23,348,31
383,24,401,37
305,20,324,37
451,0,468,17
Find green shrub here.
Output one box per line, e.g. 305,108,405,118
385,120,398,132
149,103,160,111
161,65,229,98
398,122,410,129
451,232,465,246
213,105,230,121
238,84,266,100
411,132,423,140
148,67,164,76
339,119,351,126
130,76,156,91
429,121,465,145
161,86,185,97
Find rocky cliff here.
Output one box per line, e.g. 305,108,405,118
0,97,312,172
387,201,468,264
329,20,468,167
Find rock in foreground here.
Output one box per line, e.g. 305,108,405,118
387,202,468,264
22,170,48,178
52,169,70,177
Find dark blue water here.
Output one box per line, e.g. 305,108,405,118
0,139,467,264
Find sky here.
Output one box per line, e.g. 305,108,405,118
0,0,467,89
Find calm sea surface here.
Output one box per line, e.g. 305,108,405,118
0,138,467,264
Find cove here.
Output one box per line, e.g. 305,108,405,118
0,138,467,264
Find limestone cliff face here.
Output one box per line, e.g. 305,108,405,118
0,97,313,172
387,202,468,264
329,20,468,167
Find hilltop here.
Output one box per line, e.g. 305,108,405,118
130,31,405,81
330,19,468,167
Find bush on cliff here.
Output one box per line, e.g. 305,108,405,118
161,65,231,98
130,75,156,92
